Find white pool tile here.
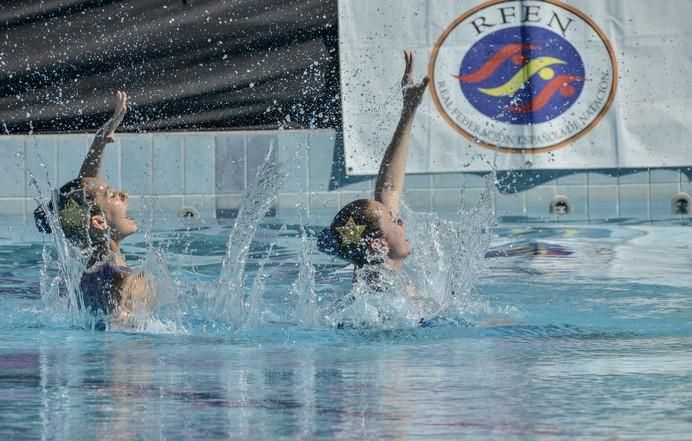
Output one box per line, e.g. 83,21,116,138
0,198,26,214
432,173,464,189
587,185,618,221
277,193,308,218
495,192,525,219
148,195,185,213
217,194,250,219
56,135,89,185
0,136,25,198
432,188,462,212
184,134,215,195
403,189,432,212
556,172,587,186
120,134,152,196
308,131,336,192
588,171,618,185
100,140,121,190
25,136,56,198
124,194,148,216
463,173,491,190
277,130,309,193
618,169,648,185
618,185,649,220
5,131,692,225
246,132,277,186
152,134,183,195
215,133,246,193
404,174,432,190
649,169,681,184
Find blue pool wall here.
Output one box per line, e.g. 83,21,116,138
1,131,691,225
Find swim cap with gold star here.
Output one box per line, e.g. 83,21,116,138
335,216,366,246
59,198,84,232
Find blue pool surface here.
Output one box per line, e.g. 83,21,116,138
0,215,690,440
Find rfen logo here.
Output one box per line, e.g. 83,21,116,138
429,0,617,153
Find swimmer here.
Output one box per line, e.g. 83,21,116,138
317,51,429,283
34,91,154,328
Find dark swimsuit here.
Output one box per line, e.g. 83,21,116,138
80,263,130,328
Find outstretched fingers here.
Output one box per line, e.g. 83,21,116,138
402,50,414,87
103,90,128,143
401,50,428,89
401,51,429,111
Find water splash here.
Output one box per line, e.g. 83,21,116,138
212,146,284,327
140,247,180,330
444,173,497,318
405,173,496,322
323,173,497,329
329,265,426,329
26,137,286,334
243,242,275,329
24,150,82,327
293,211,318,328
33,184,92,329
25,135,495,334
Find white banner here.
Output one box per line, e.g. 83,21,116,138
339,0,692,174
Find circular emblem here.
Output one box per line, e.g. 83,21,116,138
429,0,617,153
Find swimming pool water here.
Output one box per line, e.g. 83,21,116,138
0,216,690,440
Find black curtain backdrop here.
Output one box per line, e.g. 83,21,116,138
0,0,341,133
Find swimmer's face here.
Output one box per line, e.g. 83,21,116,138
83,177,137,240
368,201,411,260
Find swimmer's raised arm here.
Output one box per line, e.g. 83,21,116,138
374,51,429,216
79,91,128,178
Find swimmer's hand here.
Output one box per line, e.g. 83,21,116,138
80,91,128,178
401,50,429,113
95,90,127,144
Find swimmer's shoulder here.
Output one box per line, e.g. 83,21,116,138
119,268,156,309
